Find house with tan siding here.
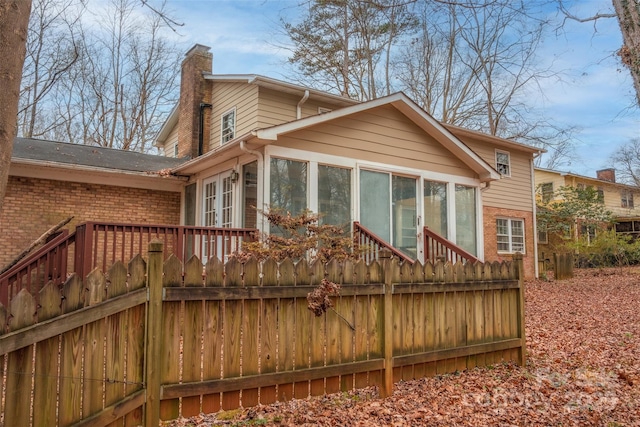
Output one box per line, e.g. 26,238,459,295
2,44,542,279
153,44,542,278
535,167,640,255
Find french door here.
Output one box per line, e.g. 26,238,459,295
202,172,234,260
360,170,417,259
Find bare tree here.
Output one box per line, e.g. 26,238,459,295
610,137,640,186
18,0,83,138
29,0,181,151
0,0,32,213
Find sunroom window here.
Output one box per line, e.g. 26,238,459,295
318,165,351,230
424,180,447,238
270,158,307,215
455,185,477,255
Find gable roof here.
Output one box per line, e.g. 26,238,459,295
254,92,501,181
13,137,186,173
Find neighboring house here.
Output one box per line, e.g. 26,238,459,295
534,167,640,253
1,44,542,278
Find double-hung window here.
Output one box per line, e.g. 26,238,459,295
495,150,510,176
221,108,236,144
622,190,634,208
496,218,525,253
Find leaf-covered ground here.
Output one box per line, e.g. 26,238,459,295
166,268,640,426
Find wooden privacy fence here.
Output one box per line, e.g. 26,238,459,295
0,243,526,426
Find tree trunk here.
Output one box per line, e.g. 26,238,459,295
612,0,640,105
0,0,32,212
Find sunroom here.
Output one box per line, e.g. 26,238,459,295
172,93,500,264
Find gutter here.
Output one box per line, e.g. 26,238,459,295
296,90,309,119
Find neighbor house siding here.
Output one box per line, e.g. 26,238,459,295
0,176,181,268
274,105,475,177
533,169,566,196
209,82,259,150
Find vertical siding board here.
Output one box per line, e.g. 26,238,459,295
5,290,36,427
59,274,84,426
294,290,311,399
242,258,260,407
276,259,297,402
222,257,242,410
160,255,182,420
182,256,205,417
338,293,355,391
33,282,62,427
202,257,223,413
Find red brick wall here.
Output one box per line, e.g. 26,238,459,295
0,176,181,267
483,206,536,279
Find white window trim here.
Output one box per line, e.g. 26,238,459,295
495,149,511,177
220,107,236,145
264,145,484,261
497,217,526,254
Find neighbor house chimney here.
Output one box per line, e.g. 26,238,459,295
596,168,616,183
177,44,212,159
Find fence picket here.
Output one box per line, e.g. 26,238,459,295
160,255,182,420
221,258,242,410
182,256,204,417
83,269,107,419
33,282,62,426
5,291,36,427
242,258,260,407
202,256,223,413
259,258,278,405
125,256,146,426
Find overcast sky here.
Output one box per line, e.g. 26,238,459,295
149,0,639,178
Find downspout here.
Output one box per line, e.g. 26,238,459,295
240,140,265,233
198,103,212,156
531,151,543,279
296,90,309,119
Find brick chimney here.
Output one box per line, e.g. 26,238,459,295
596,168,616,183
177,44,212,159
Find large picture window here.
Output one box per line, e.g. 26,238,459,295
497,218,525,253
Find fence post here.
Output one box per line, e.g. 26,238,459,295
145,240,164,427
514,252,527,367
380,249,394,398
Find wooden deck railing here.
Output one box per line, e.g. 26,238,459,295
0,229,75,307
423,226,480,264
0,221,258,307
353,221,415,264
